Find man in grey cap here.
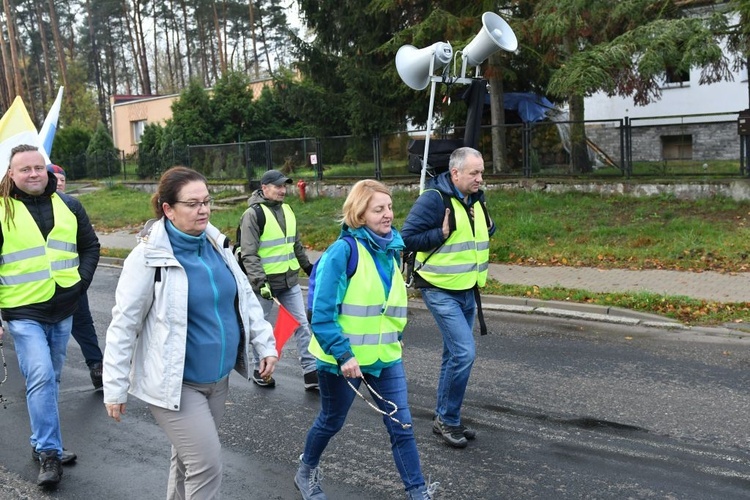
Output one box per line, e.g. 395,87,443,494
238,169,318,390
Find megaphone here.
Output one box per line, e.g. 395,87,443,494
395,41,453,91
462,12,517,67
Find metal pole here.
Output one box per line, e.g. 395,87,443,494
419,78,439,193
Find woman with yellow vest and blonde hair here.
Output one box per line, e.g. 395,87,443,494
295,180,437,500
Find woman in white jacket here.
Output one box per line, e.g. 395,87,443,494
103,166,278,499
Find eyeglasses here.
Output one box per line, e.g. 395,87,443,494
173,198,213,209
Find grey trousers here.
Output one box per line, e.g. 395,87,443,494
149,376,229,500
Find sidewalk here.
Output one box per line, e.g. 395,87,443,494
96,230,750,332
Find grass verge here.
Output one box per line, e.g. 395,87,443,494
483,279,750,327
79,184,750,327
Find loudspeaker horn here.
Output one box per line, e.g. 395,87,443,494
462,12,517,67
396,41,453,91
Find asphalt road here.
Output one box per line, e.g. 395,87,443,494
1,265,749,499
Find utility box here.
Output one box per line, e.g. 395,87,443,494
739,109,750,135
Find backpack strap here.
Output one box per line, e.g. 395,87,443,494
415,189,454,270
341,235,358,279
438,190,456,233
234,204,267,274
251,203,266,235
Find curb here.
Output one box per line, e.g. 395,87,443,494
97,257,748,339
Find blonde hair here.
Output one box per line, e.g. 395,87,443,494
341,179,391,229
2,144,41,227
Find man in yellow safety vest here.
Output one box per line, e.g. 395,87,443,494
0,145,100,486
238,169,317,391
401,147,495,449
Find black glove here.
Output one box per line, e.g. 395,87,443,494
304,264,314,277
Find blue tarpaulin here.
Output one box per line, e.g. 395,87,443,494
490,92,555,123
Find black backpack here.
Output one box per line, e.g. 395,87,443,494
233,204,265,274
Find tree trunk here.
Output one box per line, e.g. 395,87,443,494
46,0,69,98
212,0,226,75
133,0,152,94
180,0,192,81
123,2,144,93
152,1,159,94
17,41,36,119
3,0,24,100
0,12,14,107
248,0,259,78
569,93,591,173
86,0,107,124
197,18,210,86
36,3,54,102
257,6,272,73
488,53,509,173
162,2,175,91
105,37,116,101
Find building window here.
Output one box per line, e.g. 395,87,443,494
663,65,690,87
131,120,146,144
661,134,692,160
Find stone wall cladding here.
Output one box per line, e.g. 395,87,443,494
586,121,738,163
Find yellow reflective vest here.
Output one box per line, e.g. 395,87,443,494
309,240,407,366
416,196,489,290
257,204,300,275
0,194,80,308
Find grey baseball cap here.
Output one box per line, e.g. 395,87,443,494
260,170,293,186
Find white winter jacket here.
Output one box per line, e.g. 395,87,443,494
102,218,277,411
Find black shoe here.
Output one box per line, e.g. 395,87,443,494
37,451,62,487
303,371,319,391
32,447,77,465
432,416,468,448
90,362,103,391
251,370,276,388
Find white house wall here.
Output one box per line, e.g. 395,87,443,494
585,10,747,123
585,72,747,123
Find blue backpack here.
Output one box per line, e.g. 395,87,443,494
306,235,358,320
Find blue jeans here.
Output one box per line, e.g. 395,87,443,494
301,363,426,492
71,293,103,368
8,316,73,457
255,284,316,373
421,288,476,426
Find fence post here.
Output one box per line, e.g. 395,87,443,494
522,122,531,178
316,138,323,181
619,120,628,176
373,134,382,180
264,140,272,171
244,142,252,188
624,116,632,178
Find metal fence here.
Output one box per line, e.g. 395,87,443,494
98,111,748,183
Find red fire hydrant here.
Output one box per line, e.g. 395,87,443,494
297,179,307,203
